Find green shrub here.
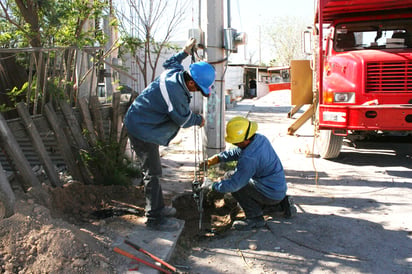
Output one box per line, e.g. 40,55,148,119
80,141,141,186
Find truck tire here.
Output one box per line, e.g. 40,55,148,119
316,130,343,159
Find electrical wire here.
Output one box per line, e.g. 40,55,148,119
192,100,205,231
191,43,206,230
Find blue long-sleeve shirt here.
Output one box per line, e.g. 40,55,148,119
213,134,287,200
124,51,202,146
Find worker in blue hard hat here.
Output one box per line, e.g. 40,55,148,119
124,38,216,231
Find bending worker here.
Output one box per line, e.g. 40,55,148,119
203,116,294,231
124,38,216,231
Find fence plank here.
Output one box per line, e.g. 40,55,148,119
111,92,121,142
33,51,43,115
78,97,98,146
0,113,40,190
89,96,105,142
44,103,83,182
58,100,96,184
119,93,136,154
0,162,15,218
16,102,61,187
59,100,90,150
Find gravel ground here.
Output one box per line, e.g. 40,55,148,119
169,90,412,274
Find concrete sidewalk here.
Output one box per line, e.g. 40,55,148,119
113,218,184,273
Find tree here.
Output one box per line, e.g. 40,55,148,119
0,0,109,112
265,16,310,66
0,0,107,48
116,0,189,88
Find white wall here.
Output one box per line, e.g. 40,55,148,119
224,66,245,99
257,82,269,98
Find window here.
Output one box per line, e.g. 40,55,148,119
334,19,412,52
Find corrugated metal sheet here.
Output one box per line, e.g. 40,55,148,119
0,104,124,172
0,115,66,172
316,0,412,23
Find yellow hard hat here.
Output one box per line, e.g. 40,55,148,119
225,116,258,144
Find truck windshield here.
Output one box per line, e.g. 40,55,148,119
334,19,412,52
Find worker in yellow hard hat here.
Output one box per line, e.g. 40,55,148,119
202,116,295,231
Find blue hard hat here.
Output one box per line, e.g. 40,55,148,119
189,61,216,97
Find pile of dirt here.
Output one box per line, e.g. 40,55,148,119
0,174,239,273
0,181,146,273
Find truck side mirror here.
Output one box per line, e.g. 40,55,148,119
302,30,312,55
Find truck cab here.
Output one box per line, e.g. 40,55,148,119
298,0,412,159
324,19,412,106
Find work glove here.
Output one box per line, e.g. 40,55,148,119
199,155,220,171
199,116,205,128
202,177,215,191
207,155,220,166
183,38,197,54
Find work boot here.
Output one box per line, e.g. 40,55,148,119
146,217,180,232
262,203,283,215
161,206,177,217
280,195,296,219
232,216,266,231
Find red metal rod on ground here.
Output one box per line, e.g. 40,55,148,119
124,239,177,272
113,247,172,274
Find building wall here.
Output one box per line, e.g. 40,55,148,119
224,66,245,99
257,82,269,98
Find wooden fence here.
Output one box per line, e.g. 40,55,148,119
0,92,129,218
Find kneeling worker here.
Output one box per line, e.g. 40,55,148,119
203,116,294,231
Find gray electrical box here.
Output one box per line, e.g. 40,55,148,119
188,29,205,49
224,28,247,53
224,28,237,51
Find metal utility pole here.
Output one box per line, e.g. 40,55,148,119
201,0,226,157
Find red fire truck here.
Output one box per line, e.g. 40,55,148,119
290,0,412,159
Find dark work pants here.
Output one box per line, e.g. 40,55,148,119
129,135,164,222
226,170,282,219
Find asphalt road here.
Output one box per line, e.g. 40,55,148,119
170,90,412,274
